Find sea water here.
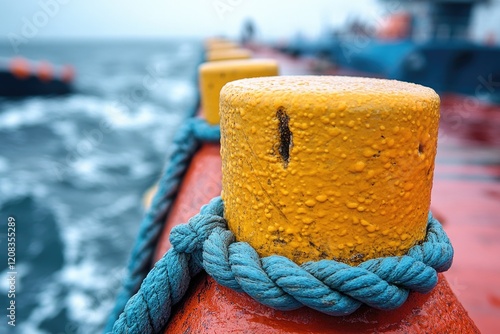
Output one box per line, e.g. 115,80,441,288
0,39,202,333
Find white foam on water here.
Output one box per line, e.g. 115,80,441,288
0,95,101,131
17,282,64,334
0,174,48,206
0,156,9,173
0,263,30,295
50,120,81,149
71,158,102,183
0,99,46,130
149,78,196,106
55,197,139,333
15,190,140,334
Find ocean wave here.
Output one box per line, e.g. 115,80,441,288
0,77,195,133
0,39,201,333
0,156,9,173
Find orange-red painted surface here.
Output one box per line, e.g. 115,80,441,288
154,143,222,261
166,274,478,334
431,94,500,334
150,49,499,333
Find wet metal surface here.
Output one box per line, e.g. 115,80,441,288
433,94,500,333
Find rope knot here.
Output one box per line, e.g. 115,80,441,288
199,200,454,314
170,197,226,254
170,213,226,253
110,195,454,334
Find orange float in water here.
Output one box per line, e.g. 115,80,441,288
37,61,53,82
9,57,31,79
61,65,75,83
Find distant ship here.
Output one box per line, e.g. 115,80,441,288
277,0,500,103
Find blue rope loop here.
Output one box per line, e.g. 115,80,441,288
104,119,220,333
110,197,453,333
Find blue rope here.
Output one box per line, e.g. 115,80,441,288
104,119,220,333
110,197,453,333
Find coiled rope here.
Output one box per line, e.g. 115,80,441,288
104,118,220,332
110,196,453,334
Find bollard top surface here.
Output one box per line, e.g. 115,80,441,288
222,76,439,104
200,59,279,72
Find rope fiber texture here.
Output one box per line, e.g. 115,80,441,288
104,118,220,333
110,196,453,334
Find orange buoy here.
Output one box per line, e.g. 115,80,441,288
37,61,53,82
9,57,31,80
61,65,75,83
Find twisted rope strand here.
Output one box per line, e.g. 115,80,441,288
104,119,220,333
110,197,454,333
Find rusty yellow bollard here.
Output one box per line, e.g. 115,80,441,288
199,59,279,125
163,75,478,333
220,76,440,264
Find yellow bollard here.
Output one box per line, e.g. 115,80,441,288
220,76,440,265
206,48,252,62
205,40,239,51
199,59,279,125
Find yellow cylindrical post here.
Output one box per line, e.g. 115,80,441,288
206,48,252,62
205,40,239,51
220,76,440,265
199,59,279,125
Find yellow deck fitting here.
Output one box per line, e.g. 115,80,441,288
206,48,252,62
220,76,440,265
199,59,279,125
205,40,239,51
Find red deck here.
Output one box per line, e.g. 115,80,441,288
432,95,500,333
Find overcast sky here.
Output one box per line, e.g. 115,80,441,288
2,0,499,45
1,0,382,41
